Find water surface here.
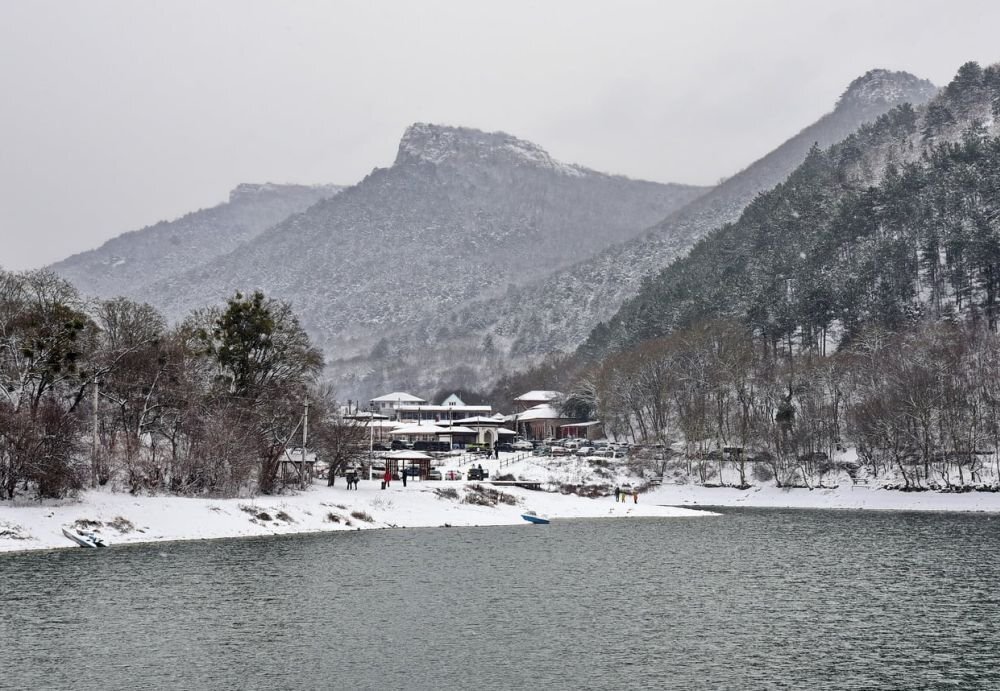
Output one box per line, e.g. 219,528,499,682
2,508,998,689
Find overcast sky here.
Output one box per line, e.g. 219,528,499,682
2,0,999,270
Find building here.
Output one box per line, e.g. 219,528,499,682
510,403,576,440
370,391,492,423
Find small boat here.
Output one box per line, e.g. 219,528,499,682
62,526,107,548
521,512,550,525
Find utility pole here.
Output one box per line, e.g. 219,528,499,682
92,376,99,488
301,398,309,489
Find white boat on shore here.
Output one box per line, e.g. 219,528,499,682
62,526,107,548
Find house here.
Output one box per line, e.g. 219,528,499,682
559,420,604,441
509,403,576,440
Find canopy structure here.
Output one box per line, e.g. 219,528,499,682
378,449,434,480
454,416,503,425
389,424,449,436
438,426,476,434
379,450,433,461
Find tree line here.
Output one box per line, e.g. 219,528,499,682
0,270,363,500
564,318,1000,490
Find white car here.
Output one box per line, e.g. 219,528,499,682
512,440,534,451
576,446,596,456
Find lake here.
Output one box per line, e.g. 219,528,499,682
2,508,999,690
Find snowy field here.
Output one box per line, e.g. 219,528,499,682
4,450,1000,554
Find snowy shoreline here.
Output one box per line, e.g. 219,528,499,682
0,481,713,554
646,482,1000,513
4,478,1000,555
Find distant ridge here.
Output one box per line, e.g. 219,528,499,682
50,182,342,299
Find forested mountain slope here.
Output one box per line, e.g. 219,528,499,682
336,70,937,399
581,62,1000,359
50,183,342,298
136,124,706,357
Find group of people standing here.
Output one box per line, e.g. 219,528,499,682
613,486,638,504
345,468,360,490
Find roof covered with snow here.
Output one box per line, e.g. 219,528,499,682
514,404,572,421
370,392,426,403
514,390,562,402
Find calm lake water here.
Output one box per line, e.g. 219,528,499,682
2,508,1000,690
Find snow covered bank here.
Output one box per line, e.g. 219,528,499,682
646,482,1000,513
0,480,711,554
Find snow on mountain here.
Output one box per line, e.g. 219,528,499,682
338,70,939,399
120,124,706,369
50,183,343,300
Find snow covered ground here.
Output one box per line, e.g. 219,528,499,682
0,470,709,554
4,450,1000,554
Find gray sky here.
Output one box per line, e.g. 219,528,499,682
2,0,999,270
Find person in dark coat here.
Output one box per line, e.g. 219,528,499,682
613,485,620,502
402,466,408,487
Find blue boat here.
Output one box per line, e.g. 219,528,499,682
521,513,550,525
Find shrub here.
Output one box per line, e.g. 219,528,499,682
325,512,341,523
435,487,459,500
350,510,374,523
106,516,135,533
275,511,294,523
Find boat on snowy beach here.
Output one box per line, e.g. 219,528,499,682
521,512,549,525
62,526,107,548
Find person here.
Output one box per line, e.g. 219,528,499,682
493,441,500,459
402,466,408,487
633,490,638,504
613,485,619,502
384,467,391,488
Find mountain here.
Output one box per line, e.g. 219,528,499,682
337,69,938,398
132,123,707,354
50,182,343,299
581,61,1000,358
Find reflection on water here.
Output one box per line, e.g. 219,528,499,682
2,509,999,690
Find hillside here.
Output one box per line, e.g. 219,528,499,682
337,70,938,398
581,62,1000,358
134,124,706,355
50,183,342,298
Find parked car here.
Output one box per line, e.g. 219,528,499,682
512,440,534,451
576,446,596,456
427,468,442,481
390,439,412,450
563,440,581,451
445,469,462,480
551,445,570,456
404,466,421,477
497,442,514,453
467,466,489,481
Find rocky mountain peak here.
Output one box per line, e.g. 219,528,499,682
836,69,937,111
394,122,589,176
